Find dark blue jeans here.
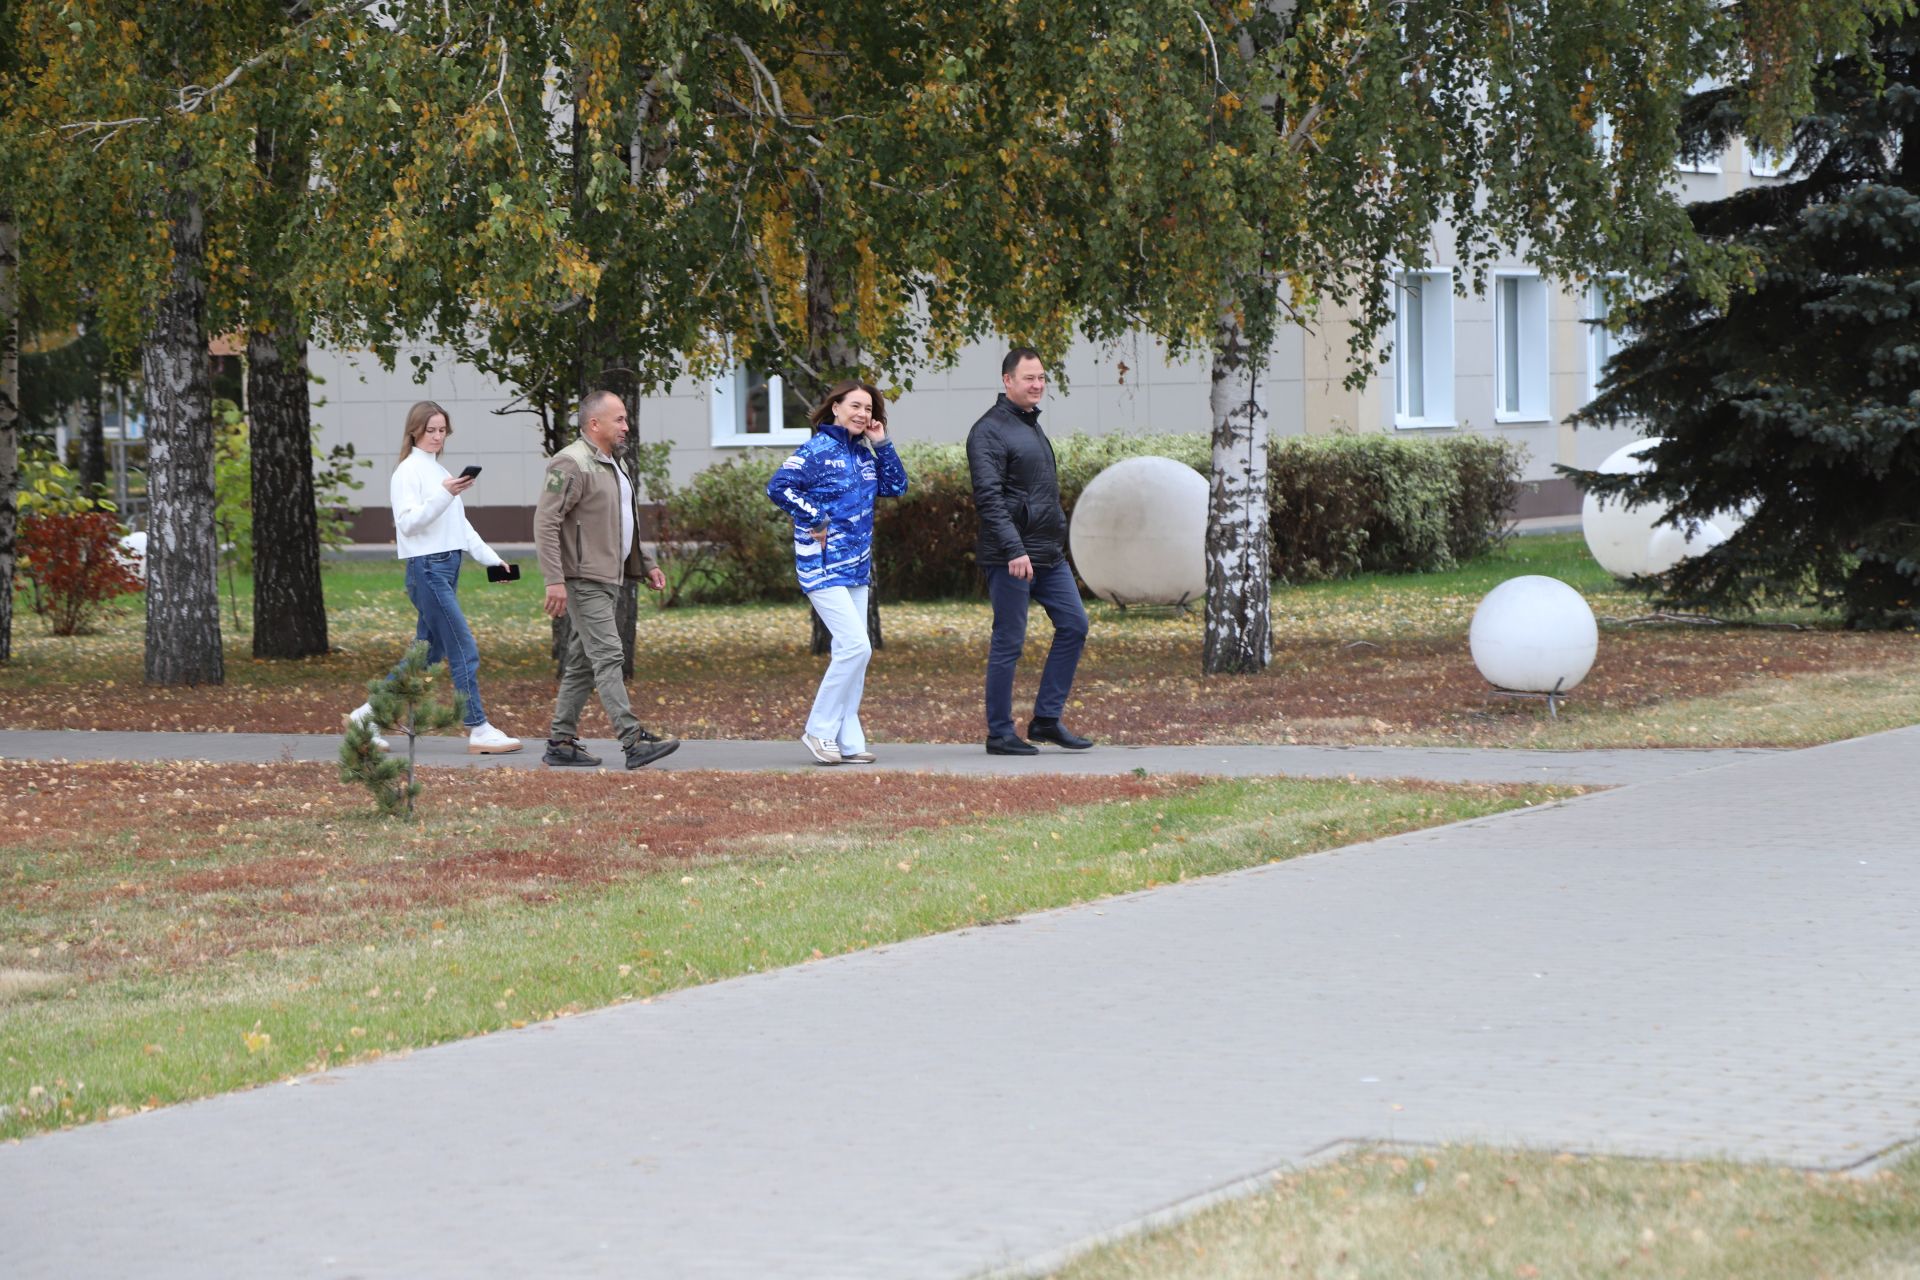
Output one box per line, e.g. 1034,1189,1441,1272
983,559,1089,739
400,551,486,728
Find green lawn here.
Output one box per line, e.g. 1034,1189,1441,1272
0,767,1556,1139
1053,1145,1920,1280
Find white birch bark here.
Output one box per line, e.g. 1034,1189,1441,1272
141,175,225,686
1203,297,1272,674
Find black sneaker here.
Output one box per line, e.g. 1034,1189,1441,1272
985,734,1039,756
624,737,681,769
633,728,669,744
543,738,602,767
1028,720,1093,750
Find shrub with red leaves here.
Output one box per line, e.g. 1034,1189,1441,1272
17,512,146,636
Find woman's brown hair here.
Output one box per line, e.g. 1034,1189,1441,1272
806,380,888,435
398,400,452,462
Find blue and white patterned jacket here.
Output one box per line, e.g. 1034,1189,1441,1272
764,424,909,593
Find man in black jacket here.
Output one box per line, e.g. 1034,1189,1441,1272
966,348,1093,755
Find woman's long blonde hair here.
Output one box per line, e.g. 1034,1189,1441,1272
398,400,452,462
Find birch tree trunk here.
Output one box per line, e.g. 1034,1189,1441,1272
0,213,19,664
141,175,225,686
1203,299,1272,674
247,307,329,658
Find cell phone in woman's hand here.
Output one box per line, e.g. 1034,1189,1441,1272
458,465,483,479
486,563,520,583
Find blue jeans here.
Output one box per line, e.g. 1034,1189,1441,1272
983,559,1089,740
399,551,486,728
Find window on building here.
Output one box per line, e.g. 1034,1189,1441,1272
1747,141,1792,177
1582,279,1629,408
1394,269,1454,428
1494,272,1550,421
1592,111,1616,160
709,365,814,447
1677,77,1725,173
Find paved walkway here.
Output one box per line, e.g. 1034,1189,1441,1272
0,728,1773,787
4,727,1918,1279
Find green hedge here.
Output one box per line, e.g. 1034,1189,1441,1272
658,430,1522,602
1269,433,1524,581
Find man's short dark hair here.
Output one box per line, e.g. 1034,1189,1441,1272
1002,347,1044,377
578,389,623,430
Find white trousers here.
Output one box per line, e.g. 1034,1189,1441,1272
805,585,872,753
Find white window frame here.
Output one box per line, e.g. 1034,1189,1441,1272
708,364,812,448
1393,268,1455,429
1592,111,1616,160
1493,270,1550,423
1676,76,1725,173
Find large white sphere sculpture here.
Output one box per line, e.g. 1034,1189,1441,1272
1580,438,1740,579
1644,518,1728,575
1470,575,1599,694
116,530,148,579
1069,456,1208,606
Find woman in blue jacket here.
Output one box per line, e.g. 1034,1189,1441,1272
765,380,909,764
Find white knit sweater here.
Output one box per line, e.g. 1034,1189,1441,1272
389,449,504,566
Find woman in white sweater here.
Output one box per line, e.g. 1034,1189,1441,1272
349,401,521,753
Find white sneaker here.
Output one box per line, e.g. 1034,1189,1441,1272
467,722,523,754
348,702,389,751
802,733,843,765
840,749,876,763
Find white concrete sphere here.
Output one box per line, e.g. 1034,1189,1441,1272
1580,438,1742,579
1469,575,1599,694
1580,439,1665,578
116,530,148,579
1644,518,1727,575
1069,456,1208,606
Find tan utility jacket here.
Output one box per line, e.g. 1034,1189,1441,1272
533,437,658,587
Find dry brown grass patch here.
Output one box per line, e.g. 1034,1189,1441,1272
4,627,1911,746
2,761,1191,983
0,968,65,1003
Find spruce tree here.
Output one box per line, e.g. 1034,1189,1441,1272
1570,16,1920,629
338,643,465,820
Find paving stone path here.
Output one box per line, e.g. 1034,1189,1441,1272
3,727,1916,1279
0,727,1771,787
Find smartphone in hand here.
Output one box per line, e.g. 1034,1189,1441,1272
486,563,520,583
458,464,483,479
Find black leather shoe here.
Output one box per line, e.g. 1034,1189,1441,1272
1028,720,1093,750
543,738,602,767
985,734,1039,756
624,737,681,769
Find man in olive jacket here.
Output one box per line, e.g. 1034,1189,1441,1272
966,348,1093,756
534,390,679,770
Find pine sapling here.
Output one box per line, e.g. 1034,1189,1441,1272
337,642,466,818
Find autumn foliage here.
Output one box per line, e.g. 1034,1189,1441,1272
16,511,144,636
